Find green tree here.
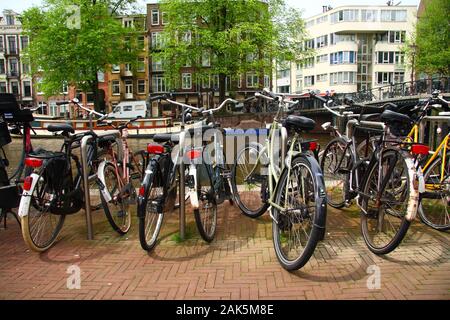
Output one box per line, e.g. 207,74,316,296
410,0,450,76
21,0,140,112
156,0,311,103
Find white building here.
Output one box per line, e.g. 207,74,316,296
274,4,417,95
0,10,33,106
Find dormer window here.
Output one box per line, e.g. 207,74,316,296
6,15,15,25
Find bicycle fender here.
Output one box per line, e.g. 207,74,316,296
299,153,328,230
137,158,159,218
404,156,420,221
188,164,199,209
97,161,112,203
18,173,41,218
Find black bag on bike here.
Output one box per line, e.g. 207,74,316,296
44,157,83,215
0,122,12,147
0,94,34,123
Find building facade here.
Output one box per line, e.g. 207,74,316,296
106,14,149,114
274,4,417,95
147,2,271,118
0,10,33,107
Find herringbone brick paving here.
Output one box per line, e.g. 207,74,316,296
0,204,448,300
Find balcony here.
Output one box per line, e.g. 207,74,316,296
121,70,133,77
123,93,134,100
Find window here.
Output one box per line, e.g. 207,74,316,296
182,73,192,89
330,33,356,45
246,73,259,88
6,15,14,25
394,72,405,83
381,10,407,22
123,19,133,28
304,76,314,87
137,80,146,94
151,32,163,49
388,31,406,43
0,59,4,74
264,75,270,89
330,51,356,64
9,58,18,75
330,72,356,85
202,51,210,67
305,20,315,28
137,58,145,72
7,36,17,54
316,74,327,82
152,74,167,93
11,81,19,95
162,12,168,25
316,54,328,63
201,75,210,89
316,35,328,48
125,80,133,95
112,64,120,73
376,72,393,84
183,31,192,44
23,81,32,97
152,59,163,71
125,63,131,72
0,36,3,52
151,9,159,25
0,82,6,93
112,80,120,95
20,36,29,50
22,61,30,74
304,57,314,69
138,36,145,50
395,52,405,65
361,10,377,22
316,15,328,24
62,82,68,93
123,105,133,112
331,10,359,23
135,105,145,111
277,69,290,78
305,39,315,49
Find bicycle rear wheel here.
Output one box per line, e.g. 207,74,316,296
272,155,326,271
194,163,217,242
419,154,450,231
138,163,164,251
320,137,350,208
101,162,132,234
231,144,269,218
21,169,65,252
360,150,412,254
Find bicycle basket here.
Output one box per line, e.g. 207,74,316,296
0,122,12,147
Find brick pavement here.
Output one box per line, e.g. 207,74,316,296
0,204,448,300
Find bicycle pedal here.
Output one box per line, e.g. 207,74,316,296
344,201,352,208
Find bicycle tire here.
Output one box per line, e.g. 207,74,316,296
101,162,132,235
138,160,164,251
20,168,65,252
194,163,217,242
320,137,350,209
360,149,412,254
231,143,269,218
418,154,450,231
272,155,327,271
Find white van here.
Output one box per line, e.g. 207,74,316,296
109,101,148,119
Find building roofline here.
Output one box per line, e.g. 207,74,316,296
305,4,418,22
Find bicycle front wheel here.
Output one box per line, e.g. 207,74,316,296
272,155,326,271
194,163,217,242
419,154,450,231
21,169,65,252
101,162,132,234
360,150,412,254
231,143,269,218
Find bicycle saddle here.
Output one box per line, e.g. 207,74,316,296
282,115,315,132
28,150,65,159
153,133,180,144
47,124,75,133
380,109,412,125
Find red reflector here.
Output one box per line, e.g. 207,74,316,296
139,186,145,197
411,144,429,155
23,176,33,191
186,149,202,160
309,141,318,151
147,144,164,154
25,157,43,168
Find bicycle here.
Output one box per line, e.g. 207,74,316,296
402,91,450,230
231,88,327,271
318,91,427,254
0,93,37,228
17,98,130,251
137,94,238,250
